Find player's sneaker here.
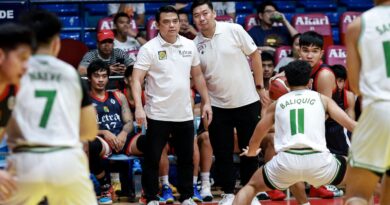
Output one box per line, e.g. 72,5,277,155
325,185,344,197
309,185,334,198
161,184,175,204
192,184,203,202
218,194,234,205
266,190,286,200
182,198,197,205
200,181,213,201
146,201,159,205
132,158,142,174
98,184,114,205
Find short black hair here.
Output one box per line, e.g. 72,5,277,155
331,64,347,80
261,52,274,65
299,31,324,49
114,12,130,25
124,65,133,78
0,23,34,52
155,5,179,23
257,1,278,14
178,9,189,16
19,10,62,48
87,60,110,79
284,60,312,86
191,0,214,13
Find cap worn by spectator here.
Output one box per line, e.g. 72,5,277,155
97,30,115,42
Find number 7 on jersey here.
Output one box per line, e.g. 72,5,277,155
35,90,57,128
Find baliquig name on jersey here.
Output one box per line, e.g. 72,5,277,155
280,97,316,109
29,71,61,82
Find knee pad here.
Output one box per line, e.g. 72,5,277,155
96,136,112,158
344,197,368,205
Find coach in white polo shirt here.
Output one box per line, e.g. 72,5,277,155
191,0,269,203
131,5,212,205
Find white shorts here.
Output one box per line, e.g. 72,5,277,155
349,101,390,174
263,150,346,190
0,148,97,205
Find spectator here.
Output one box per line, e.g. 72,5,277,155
78,30,133,76
131,5,212,205
261,52,275,90
86,60,134,204
274,33,301,73
113,12,147,62
176,2,235,19
248,1,298,53
108,3,145,26
191,0,268,204
178,10,197,40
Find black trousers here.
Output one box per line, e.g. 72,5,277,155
142,118,194,202
209,101,261,193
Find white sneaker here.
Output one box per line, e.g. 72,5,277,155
218,194,235,205
147,200,159,205
200,181,213,201
182,198,197,205
325,185,344,197
251,197,261,205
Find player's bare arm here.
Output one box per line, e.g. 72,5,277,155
116,91,133,151
321,94,357,132
250,49,270,106
316,69,336,98
246,102,276,156
345,91,356,120
80,105,98,141
131,68,147,127
190,65,212,125
346,17,362,96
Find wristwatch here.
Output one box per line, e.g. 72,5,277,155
256,84,264,90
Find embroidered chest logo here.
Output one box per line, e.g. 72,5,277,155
103,106,110,113
110,99,116,105
197,43,206,55
178,50,192,57
158,51,167,60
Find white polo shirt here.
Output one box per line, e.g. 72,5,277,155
194,22,259,108
134,34,200,121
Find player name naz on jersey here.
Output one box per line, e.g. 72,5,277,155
279,97,316,109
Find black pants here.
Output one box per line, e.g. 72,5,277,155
209,101,261,193
142,118,194,202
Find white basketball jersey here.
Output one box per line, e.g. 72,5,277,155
274,90,328,153
359,6,390,108
9,55,84,148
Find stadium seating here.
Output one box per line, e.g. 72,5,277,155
58,39,89,69
292,13,333,50
215,15,234,23
326,45,346,67
146,18,158,40
274,46,292,66
339,11,362,45
244,14,258,31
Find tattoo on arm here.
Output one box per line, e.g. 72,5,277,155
118,92,134,134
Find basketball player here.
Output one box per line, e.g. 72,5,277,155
345,0,390,204
0,23,33,201
231,60,356,205
1,10,98,205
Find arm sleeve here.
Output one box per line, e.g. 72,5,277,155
133,46,151,71
234,24,257,56
135,3,145,14
79,76,92,108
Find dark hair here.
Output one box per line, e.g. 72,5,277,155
284,60,312,86
191,0,213,13
257,1,278,14
261,52,274,65
155,5,179,23
124,65,133,78
0,23,34,52
178,9,188,16
87,60,110,79
19,10,61,48
299,31,324,49
331,64,347,80
114,12,130,25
